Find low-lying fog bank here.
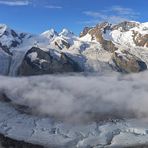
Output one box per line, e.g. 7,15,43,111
0,71,148,123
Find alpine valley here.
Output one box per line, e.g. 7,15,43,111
0,21,148,148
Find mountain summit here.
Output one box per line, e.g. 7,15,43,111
59,28,75,37
41,28,58,40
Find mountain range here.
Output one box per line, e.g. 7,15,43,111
0,21,148,76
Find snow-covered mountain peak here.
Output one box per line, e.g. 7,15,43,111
41,28,58,40
0,23,21,39
0,24,9,36
59,28,75,37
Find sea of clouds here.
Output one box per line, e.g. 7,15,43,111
0,72,148,123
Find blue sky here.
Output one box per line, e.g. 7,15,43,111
0,0,147,35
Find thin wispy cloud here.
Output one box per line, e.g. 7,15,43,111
110,6,139,16
0,0,30,6
83,11,106,19
45,5,62,9
82,6,139,25
0,0,62,9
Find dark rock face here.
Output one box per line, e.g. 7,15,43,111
0,134,44,148
132,31,148,47
112,50,147,73
0,42,12,56
18,47,82,76
80,27,93,37
54,39,70,50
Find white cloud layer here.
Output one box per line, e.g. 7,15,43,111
82,6,139,24
0,0,63,9
0,0,30,6
0,72,148,123
45,5,62,9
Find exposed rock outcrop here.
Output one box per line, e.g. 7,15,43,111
80,22,117,52
54,38,71,50
80,27,93,37
132,31,148,47
112,50,147,73
18,47,81,76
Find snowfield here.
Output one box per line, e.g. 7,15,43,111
1,72,148,147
